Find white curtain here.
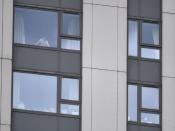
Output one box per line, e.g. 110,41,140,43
62,78,79,100
129,21,138,56
68,18,79,36
14,12,26,44
152,27,159,45
13,76,26,109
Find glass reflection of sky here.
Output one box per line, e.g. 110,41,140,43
13,72,57,113
14,7,58,47
128,21,138,56
128,85,137,121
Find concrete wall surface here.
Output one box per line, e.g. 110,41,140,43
82,0,127,131
162,0,175,130
0,0,13,131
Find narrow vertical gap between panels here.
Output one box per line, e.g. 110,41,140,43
0,0,4,125
0,59,2,125
0,0,2,58
91,4,93,69
1,0,4,58
90,4,93,131
116,7,119,131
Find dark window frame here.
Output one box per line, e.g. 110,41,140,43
128,20,139,57
128,19,161,61
140,22,160,47
140,86,160,111
60,37,81,52
12,70,82,118
14,5,82,53
12,2,83,131
127,83,161,127
60,76,81,102
127,0,162,130
59,76,81,117
60,12,82,38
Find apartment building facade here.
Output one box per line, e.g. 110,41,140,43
0,0,175,131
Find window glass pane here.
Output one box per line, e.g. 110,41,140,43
128,20,138,56
62,13,80,36
13,72,57,113
142,87,159,109
61,39,80,50
141,48,160,59
142,23,159,45
60,104,79,116
141,112,160,124
61,78,79,101
14,7,58,47
128,85,137,121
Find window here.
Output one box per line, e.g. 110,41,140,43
62,13,80,36
14,7,58,47
13,72,57,113
141,22,160,60
141,48,160,60
142,23,159,45
128,85,138,121
128,0,161,130
141,112,160,124
61,39,80,51
128,20,138,56
128,20,160,60
60,104,79,116
13,1,82,131
14,7,81,52
61,78,79,101
60,77,80,116
142,87,159,109
128,84,160,124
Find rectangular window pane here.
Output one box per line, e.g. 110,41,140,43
128,85,137,121
142,87,159,109
60,104,79,116
13,72,57,113
141,112,160,124
61,78,79,101
61,39,80,50
128,20,138,56
142,23,159,45
141,48,160,59
14,7,58,47
62,13,80,36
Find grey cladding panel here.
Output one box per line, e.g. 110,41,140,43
128,59,139,81
128,0,139,17
61,0,81,10
140,61,160,83
60,52,80,74
140,0,160,19
128,124,139,131
14,47,59,72
59,117,80,131
140,125,160,131
128,124,160,131
15,0,60,8
12,112,58,131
